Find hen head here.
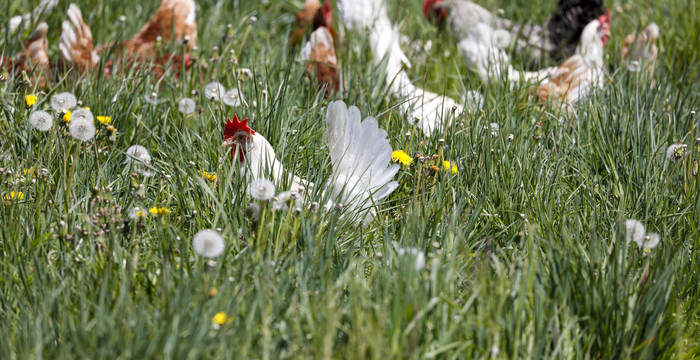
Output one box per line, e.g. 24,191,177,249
423,0,446,26
223,114,255,162
313,0,333,30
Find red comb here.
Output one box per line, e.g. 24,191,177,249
223,114,255,140
598,9,611,26
423,0,441,17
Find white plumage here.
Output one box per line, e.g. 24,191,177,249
226,101,398,225
338,0,466,136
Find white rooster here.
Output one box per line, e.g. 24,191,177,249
222,101,399,225
337,0,466,136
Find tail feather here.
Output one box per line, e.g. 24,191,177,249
326,101,399,224
15,22,50,87
59,4,99,71
8,0,59,33
301,27,339,94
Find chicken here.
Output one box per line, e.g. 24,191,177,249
536,15,610,106
621,23,659,76
300,1,339,95
338,0,468,136
1,22,51,87
289,0,322,47
59,0,197,77
222,101,399,225
425,0,608,66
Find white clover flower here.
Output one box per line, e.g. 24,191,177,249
71,108,94,124
28,110,53,131
463,90,484,111
666,144,687,161
50,92,77,112
397,247,426,272
144,92,162,105
273,191,297,211
204,82,226,101
178,97,196,114
247,178,275,201
222,89,245,107
489,122,500,136
69,116,96,141
192,229,225,258
625,219,645,245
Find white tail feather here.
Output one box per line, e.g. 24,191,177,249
59,4,99,67
326,101,399,224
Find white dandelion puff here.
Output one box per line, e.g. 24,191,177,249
204,81,226,101
125,145,154,177
68,116,96,141
641,233,660,249
222,89,245,107
245,202,261,221
128,207,148,220
666,144,687,161
397,247,426,272
28,110,53,131
144,92,162,105
125,145,152,165
625,219,645,245
178,97,196,114
627,60,642,72
50,92,77,112
273,191,297,211
192,230,225,258
247,178,275,201
71,108,94,124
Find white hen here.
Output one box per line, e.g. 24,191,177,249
223,101,399,225
338,0,466,136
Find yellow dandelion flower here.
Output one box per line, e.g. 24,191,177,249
212,312,231,325
442,161,458,175
202,171,217,182
25,94,37,107
23,168,36,177
3,191,25,201
149,207,172,216
96,115,112,125
62,110,71,123
391,150,413,166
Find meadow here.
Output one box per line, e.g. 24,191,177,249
1,0,698,358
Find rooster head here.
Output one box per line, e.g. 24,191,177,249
598,10,611,46
423,0,446,26
223,114,255,162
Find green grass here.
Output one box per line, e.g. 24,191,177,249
1,0,699,358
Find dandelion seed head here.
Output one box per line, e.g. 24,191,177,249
125,145,151,165
69,116,96,141
128,207,148,220
204,82,226,101
642,233,660,249
222,89,244,107
273,191,296,211
625,219,645,245
247,178,275,201
29,110,53,131
71,108,94,124
666,144,687,161
192,229,225,258
144,92,161,105
178,97,196,114
50,92,77,112
245,202,261,221
489,122,500,136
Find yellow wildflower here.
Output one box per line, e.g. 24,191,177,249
23,168,36,177
96,115,112,125
3,191,24,201
63,110,71,123
442,161,458,175
391,150,413,166
212,312,232,325
202,171,217,182
25,94,37,107
149,207,172,216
